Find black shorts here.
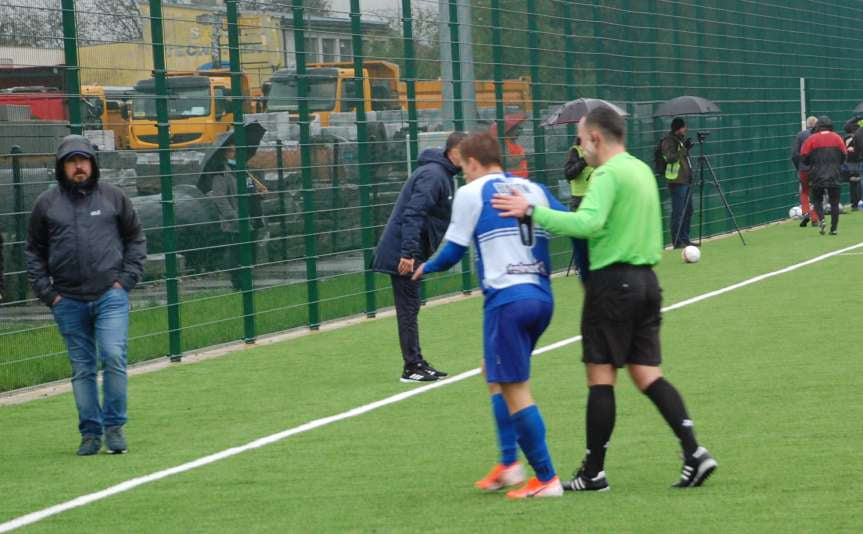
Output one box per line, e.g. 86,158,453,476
581,263,662,368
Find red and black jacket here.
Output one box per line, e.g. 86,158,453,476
801,130,847,187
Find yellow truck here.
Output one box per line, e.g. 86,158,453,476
127,70,251,150
263,60,531,127
81,85,134,149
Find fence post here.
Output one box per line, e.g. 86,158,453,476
350,0,377,317
526,0,546,186
562,2,577,145
401,0,419,172
146,0,182,360
10,146,26,302
275,138,289,262
60,0,82,135
448,0,471,295
292,0,321,329
490,0,506,154
226,0,256,342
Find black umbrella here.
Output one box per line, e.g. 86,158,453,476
198,121,266,192
653,96,721,117
541,98,628,127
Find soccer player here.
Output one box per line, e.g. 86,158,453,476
492,107,717,490
412,132,566,499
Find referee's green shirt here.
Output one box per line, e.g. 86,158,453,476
533,151,663,270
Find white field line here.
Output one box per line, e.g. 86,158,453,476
2,241,861,533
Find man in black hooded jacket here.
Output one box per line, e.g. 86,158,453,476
372,132,465,382
26,135,146,455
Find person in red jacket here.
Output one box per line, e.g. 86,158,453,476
489,113,529,178
800,116,846,235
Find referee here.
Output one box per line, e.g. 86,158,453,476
492,106,717,490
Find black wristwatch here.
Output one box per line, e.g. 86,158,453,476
525,204,535,218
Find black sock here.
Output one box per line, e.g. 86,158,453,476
584,385,615,477
644,377,699,458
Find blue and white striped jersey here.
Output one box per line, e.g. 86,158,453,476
444,173,567,310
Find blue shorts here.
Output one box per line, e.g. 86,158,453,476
483,299,553,384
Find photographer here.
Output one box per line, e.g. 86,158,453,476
660,117,694,248
564,136,594,210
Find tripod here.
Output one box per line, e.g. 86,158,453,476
674,132,746,247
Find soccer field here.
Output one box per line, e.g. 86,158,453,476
2,216,862,533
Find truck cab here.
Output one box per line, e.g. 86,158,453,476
265,61,403,126
128,71,250,150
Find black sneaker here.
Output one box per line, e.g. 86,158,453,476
77,434,101,456
400,366,438,383
799,215,810,227
105,425,128,454
419,360,448,378
672,447,717,488
562,465,610,492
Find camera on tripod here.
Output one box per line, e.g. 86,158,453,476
696,131,711,142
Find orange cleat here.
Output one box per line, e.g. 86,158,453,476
505,476,564,499
474,462,526,491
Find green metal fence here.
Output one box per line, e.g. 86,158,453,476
1,0,859,392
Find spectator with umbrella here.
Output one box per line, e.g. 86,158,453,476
660,117,694,248
197,122,267,290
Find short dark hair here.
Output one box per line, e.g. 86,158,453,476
584,106,626,143
457,132,502,167
445,131,467,154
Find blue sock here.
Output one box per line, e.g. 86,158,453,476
511,405,556,482
491,394,518,466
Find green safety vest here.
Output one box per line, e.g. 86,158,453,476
569,145,594,197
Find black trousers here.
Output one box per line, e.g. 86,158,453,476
391,274,423,368
850,179,862,209
812,186,840,231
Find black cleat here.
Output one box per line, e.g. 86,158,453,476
673,447,717,488
799,215,810,227
400,365,438,383
562,465,610,492
418,360,448,378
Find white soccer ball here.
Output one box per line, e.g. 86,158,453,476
788,206,803,219
682,245,701,264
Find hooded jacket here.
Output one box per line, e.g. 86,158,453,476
25,135,146,307
801,118,847,188
660,132,691,185
372,148,459,274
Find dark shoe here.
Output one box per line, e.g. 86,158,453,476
799,215,810,227
105,426,128,454
672,447,717,488
77,434,102,456
400,365,438,383
562,464,610,492
829,229,838,236
419,360,448,378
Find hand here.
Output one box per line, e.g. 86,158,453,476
491,189,530,218
411,263,426,281
397,258,415,276
113,281,124,290
683,138,694,150
52,294,63,307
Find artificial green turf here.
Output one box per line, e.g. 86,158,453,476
1,215,861,532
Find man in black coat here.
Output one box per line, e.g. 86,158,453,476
26,135,146,455
372,132,466,382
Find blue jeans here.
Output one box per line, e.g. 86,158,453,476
669,183,694,247
52,288,130,436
